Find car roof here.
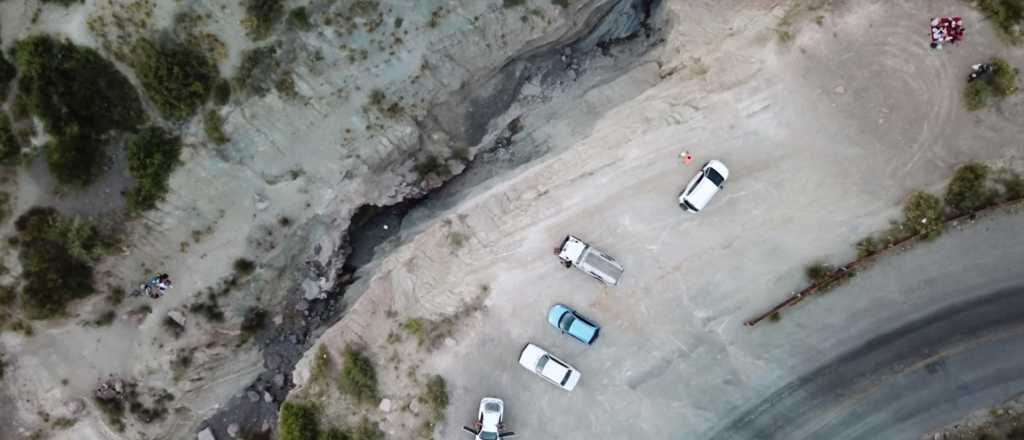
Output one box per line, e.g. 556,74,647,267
540,355,572,383
682,177,720,211
568,317,598,342
479,398,503,431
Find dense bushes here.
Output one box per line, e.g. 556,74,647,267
278,402,319,440
204,110,229,145
0,115,19,166
212,79,232,106
992,58,1018,95
132,39,218,122
0,53,15,92
945,162,994,214
339,345,378,404
125,127,182,211
965,58,1018,110
14,36,145,185
243,0,285,41
277,402,383,440
902,191,944,238
288,7,312,31
235,46,279,97
975,0,1024,42
13,207,112,318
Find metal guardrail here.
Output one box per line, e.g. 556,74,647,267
744,196,1024,327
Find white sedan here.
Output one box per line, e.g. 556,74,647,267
678,160,730,213
517,343,581,391
462,397,515,439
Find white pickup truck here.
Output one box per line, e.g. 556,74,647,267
555,235,624,286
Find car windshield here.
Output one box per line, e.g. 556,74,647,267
480,432,498,440
558,312,576,331
560,369,572,386
536,356,549,370
706,168,725,186
682,200,698,212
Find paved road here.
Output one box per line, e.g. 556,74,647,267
707,285,1024,440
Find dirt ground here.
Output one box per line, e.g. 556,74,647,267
292,0,1024,439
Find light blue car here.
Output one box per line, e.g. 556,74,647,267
547,304,600,345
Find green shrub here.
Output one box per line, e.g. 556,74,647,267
805,262,833,283
902,191,944,238
419,374,448,435
0,53,15,92
188,293,224,322
14,207,102,318
240,306,267,336
310,344,332,382
0,192,9,225
804,262,855,293
235,46,279,97
125,127,182,212
552,0,572,7
975,0,1024,42
276,74,299,99
244,0,285,41
995,168,1024,200
964,79,991,111
204,110,229,145
0,114,19,166
503,0,526,7
278,402,319,440
339,345,378,404
14,36,146,185
992,57,1018,96
132,39,217,122
288,7,312,30
945,162,993,214
212,79,232,106
233,258,256,277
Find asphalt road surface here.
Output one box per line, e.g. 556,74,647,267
707,285,1024,440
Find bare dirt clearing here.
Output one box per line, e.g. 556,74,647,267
292,1,1024,439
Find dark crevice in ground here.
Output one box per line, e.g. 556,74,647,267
196,1,664,437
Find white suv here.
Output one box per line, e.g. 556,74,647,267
517,343,581,391
678,160,729,213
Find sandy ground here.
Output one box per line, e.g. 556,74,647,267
292,0,1024,439
0,0,649,439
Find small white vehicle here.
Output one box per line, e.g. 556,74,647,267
462,397,516,439
678,160,730,213
555,235,624,286
518,343,581,391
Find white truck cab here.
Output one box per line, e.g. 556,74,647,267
556,235,624,286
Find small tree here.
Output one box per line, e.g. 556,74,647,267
992,58,1018,96
278,402,319,440
339,345,378,404
125,127,182,212
902,191,944,238
945,162,993,214
964,80,991,111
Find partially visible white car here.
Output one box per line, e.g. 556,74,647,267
462,397,515,439
517,343,581,391
678,160,730,213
